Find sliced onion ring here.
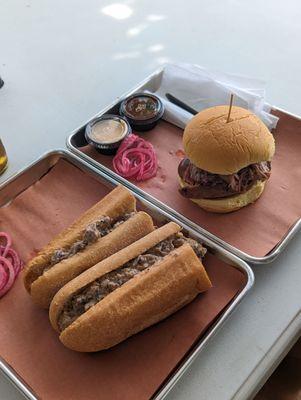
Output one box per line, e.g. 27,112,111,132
0,232,23,298
0,232,12,257
0,257,15,297
0,246,22,277
0,265,8,291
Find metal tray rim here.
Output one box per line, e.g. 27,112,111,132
66,67,301,264
0,149,254,400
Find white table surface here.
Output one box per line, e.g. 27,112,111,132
0,0,301,399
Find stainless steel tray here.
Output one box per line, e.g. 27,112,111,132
0,149,254,400
66,68,301,264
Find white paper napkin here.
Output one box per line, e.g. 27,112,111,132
151,63,278,130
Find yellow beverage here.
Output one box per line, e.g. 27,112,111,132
0,140,8,174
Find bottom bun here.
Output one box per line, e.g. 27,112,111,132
179,178,265,213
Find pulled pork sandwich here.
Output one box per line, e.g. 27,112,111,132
178,106,275,213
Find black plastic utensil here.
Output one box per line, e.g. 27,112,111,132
165,93,198,115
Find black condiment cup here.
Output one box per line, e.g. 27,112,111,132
85,114,131,155
119,92,164,132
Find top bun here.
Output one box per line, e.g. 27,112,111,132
183,106,275,174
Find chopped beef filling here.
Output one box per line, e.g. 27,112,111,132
178,158,271,199
57,233,206,332
43,212,135,273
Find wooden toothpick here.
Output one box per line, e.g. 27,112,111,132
226,93,234,123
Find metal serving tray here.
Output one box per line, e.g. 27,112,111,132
67,68,301,264
0,149,254,400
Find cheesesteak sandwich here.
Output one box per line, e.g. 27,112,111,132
178,106,275,213
23,185,154,308
49,222,211,352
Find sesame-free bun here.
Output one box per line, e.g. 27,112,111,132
179,178,265,213
49,223,212,352
183,106,275,175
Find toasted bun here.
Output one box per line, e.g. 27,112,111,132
29,211,154,308
179,177,265,213
50,226,211,352
183,106,275,174
23,185,136,292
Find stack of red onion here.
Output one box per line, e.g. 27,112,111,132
113,134,158,181
0,232,23,298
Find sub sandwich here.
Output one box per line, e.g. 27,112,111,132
23,185,154,308
49,222,212,352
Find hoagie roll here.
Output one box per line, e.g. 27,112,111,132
49,222,211,352
23,185,154,308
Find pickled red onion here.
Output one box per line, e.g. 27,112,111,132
113,134,158,181
0,246,22,277
0,232,23,298
0,257,15,297
0,232,12,258
0,265,8,291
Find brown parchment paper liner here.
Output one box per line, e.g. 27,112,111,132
83,110,301,257
0,160,245,400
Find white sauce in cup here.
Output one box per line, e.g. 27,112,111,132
89,118,128,144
